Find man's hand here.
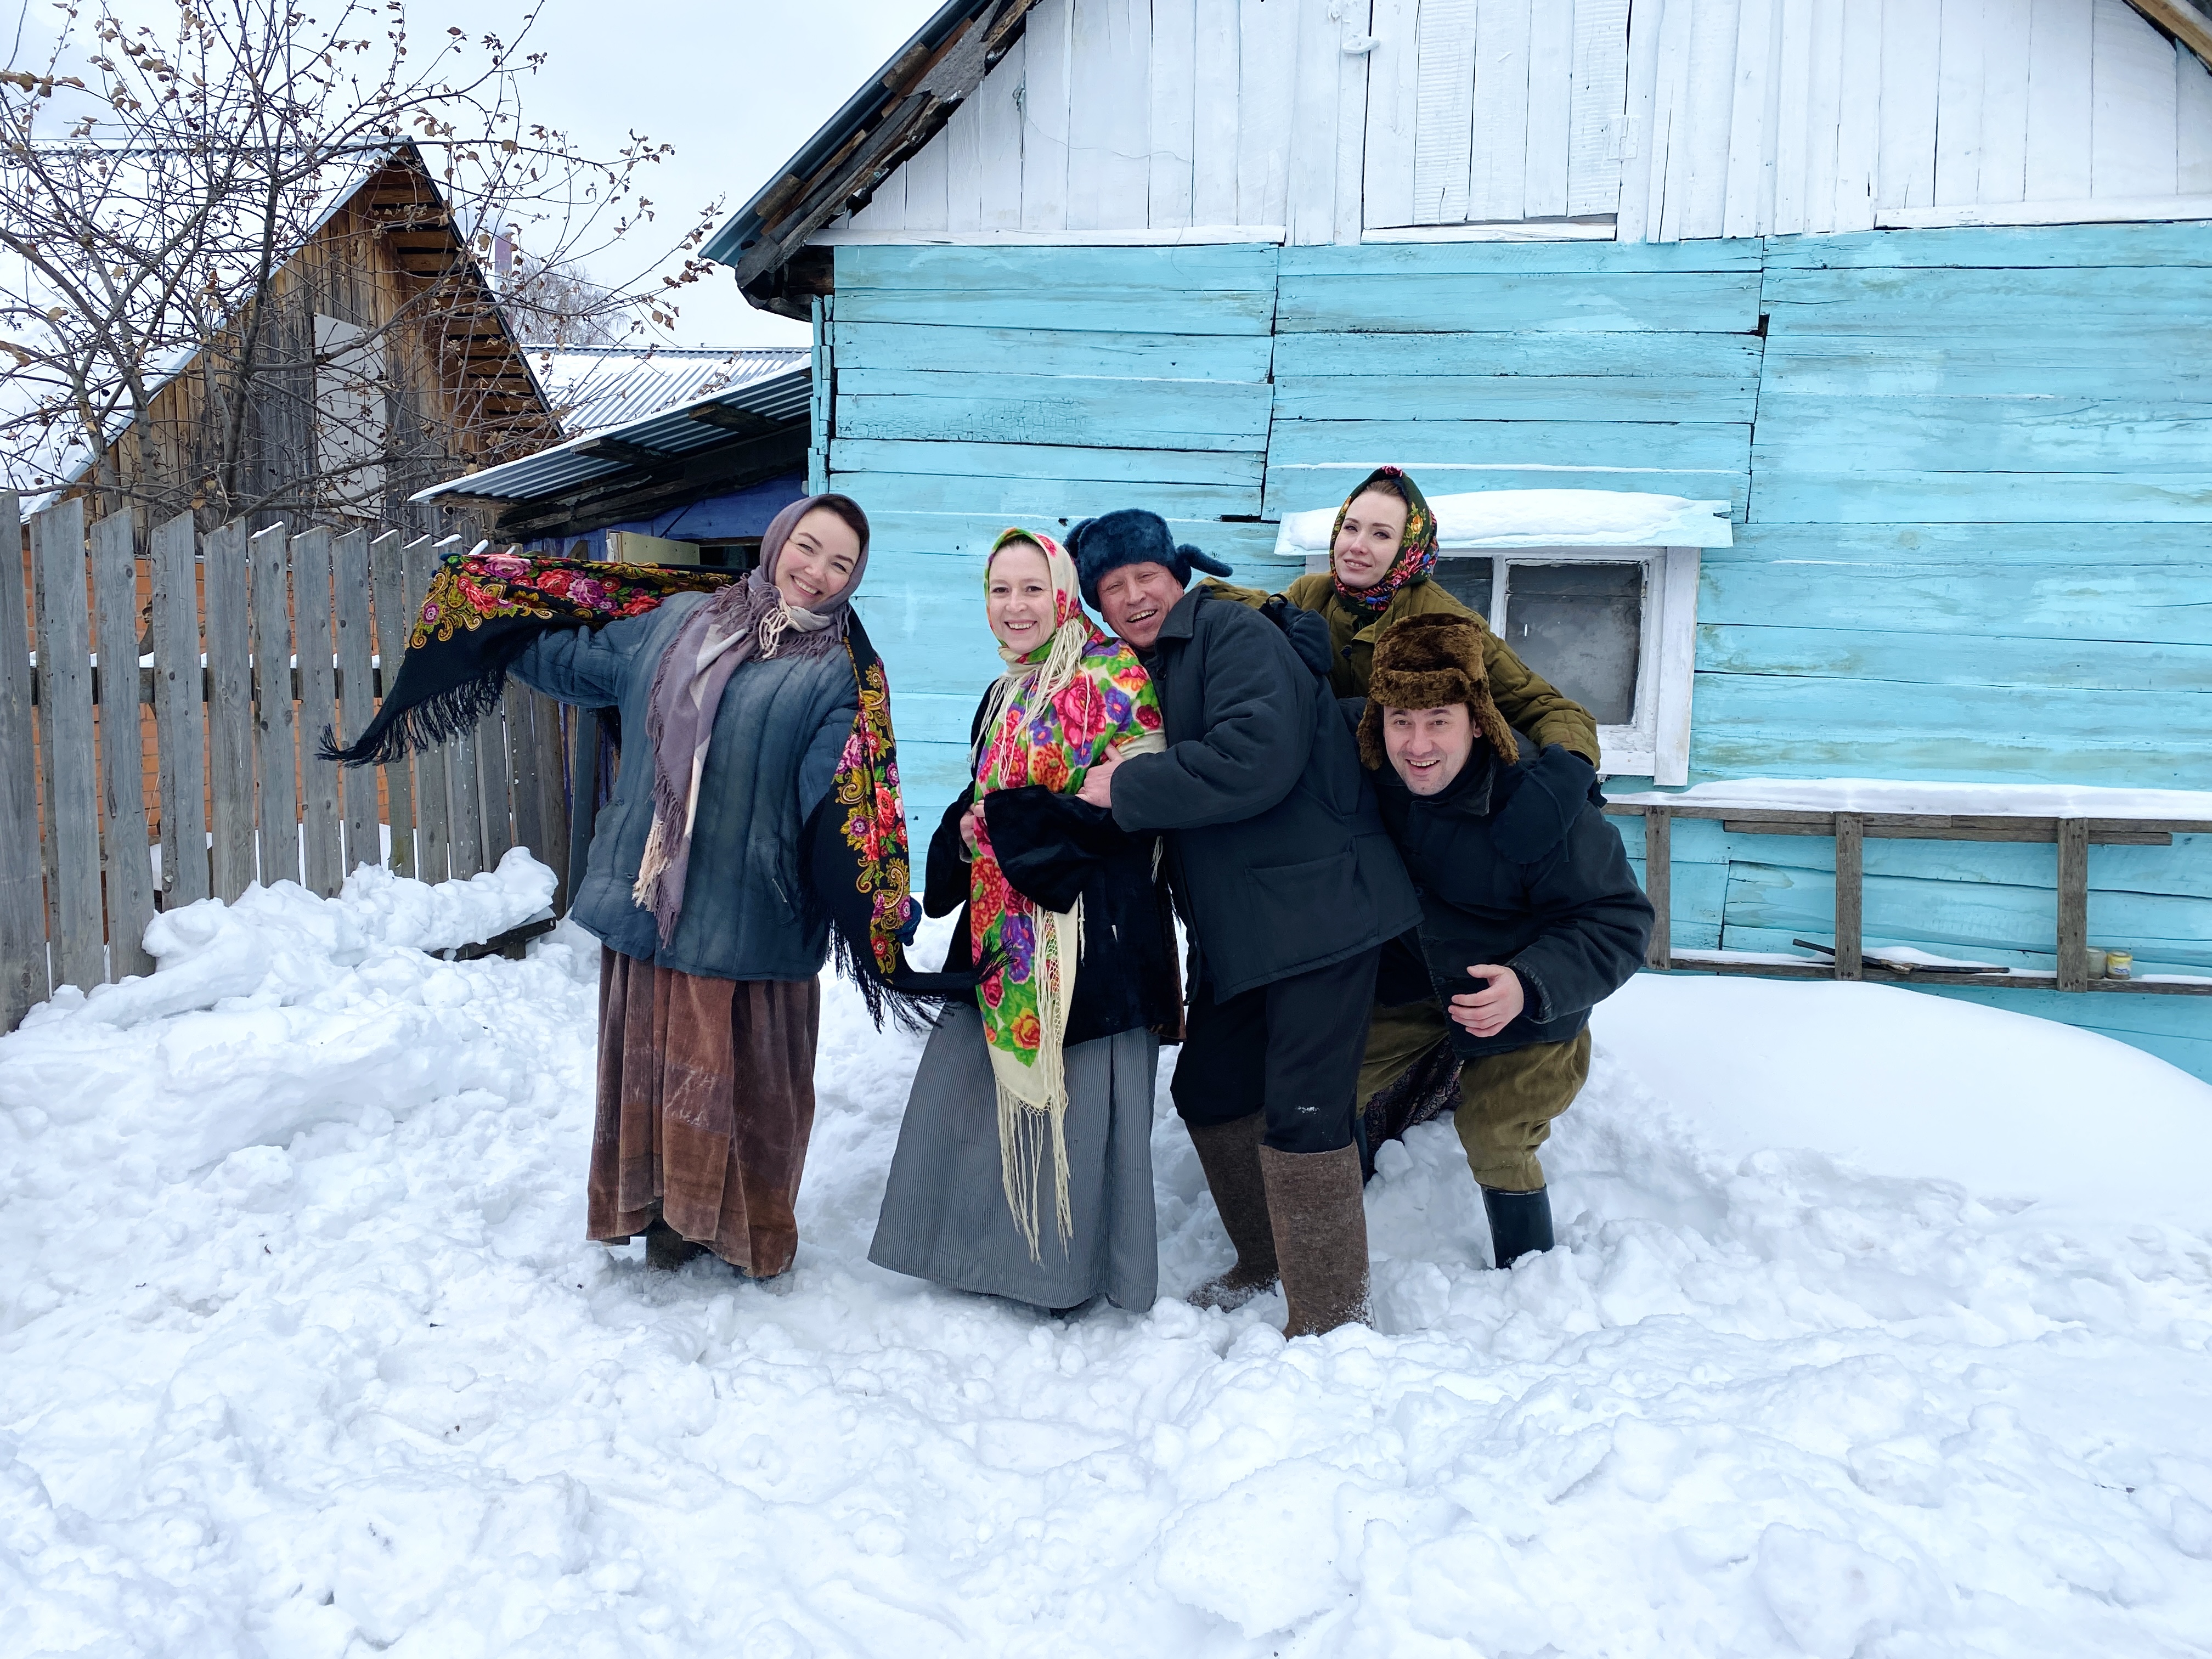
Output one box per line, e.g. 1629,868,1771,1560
1448,964,1524,1039
1075,745,1126,810
958,802,984,855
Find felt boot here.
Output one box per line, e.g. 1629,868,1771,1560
1481,1185,1555,1270
1185,1113,1279,1311
644,1218,706,1271
1260,1143,1371,1338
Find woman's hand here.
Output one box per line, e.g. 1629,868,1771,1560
1448,964,1524,1039
1076,745,1125,810
959,802,985,856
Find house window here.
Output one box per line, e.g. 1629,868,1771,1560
1427,546,1697,783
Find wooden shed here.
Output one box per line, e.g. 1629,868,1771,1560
706,0,2212,1079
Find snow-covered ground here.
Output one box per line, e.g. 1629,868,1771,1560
4,858,2210,1657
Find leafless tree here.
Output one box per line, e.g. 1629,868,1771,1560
0,0,723,529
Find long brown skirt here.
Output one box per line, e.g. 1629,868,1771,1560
591,946,822,1277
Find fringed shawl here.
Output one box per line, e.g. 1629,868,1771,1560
322,543,955,1026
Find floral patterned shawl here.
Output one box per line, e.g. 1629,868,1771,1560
1330,464,1440,615
324,542,948,1028
969,529,1164,1256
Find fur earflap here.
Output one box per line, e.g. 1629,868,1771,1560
1358,612,1520,770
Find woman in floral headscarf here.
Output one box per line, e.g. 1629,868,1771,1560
870,529,1181,1313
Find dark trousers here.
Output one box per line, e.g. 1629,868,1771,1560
1171,948,1380,1155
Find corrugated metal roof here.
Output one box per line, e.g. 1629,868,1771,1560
527,345,808,437
411,357,811,505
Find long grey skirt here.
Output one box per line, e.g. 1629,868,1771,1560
870,1003,1160,1312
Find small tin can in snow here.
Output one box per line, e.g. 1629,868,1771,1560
2106,949,2134,979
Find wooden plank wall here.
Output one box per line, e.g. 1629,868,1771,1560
827,241,1284,816
2,507,573,1032
826,220,2211,1075
830,0,2210,243
1267,239,1763,520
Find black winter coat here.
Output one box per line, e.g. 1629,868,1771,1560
1110,588,1420,1000
1373,740,1654,1058
923,695,1182,1047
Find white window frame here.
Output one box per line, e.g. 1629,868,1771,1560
1304,541,1700,784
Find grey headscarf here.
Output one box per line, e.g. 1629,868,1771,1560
631,494,871,945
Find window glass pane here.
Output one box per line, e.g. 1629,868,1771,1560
1431,556,1494,619
1502,562,1643,726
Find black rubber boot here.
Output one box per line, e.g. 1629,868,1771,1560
1481,1185,1555,1269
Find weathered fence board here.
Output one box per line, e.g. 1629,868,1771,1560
535,695,571,910
293,526,343,896
89,510,156,980
401,537,453,881
247,524,300,887
334,529,379,874
368,531,416,876
150,510,208,909
478,703,514,868
0,489,45,1028
505,679,543,868
202,521,256,902
32,500,104,990
450,716,487,877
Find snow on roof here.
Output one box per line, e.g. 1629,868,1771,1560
523,346,809,439
1271,489,1736,556
0,141,408,502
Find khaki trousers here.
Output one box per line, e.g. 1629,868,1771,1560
1357,999,1590,1193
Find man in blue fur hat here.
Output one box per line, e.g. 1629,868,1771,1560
1071,509,1419,1337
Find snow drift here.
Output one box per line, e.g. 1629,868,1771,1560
2,855,2209,1656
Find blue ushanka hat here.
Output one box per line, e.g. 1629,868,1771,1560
1066,509,1233,608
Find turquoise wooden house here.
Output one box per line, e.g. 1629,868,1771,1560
704,0,2212,1079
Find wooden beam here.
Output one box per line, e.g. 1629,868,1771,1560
1641,806,1671,970
2121,0,2212,70
2057,818,2091,992
1833,814,1864,981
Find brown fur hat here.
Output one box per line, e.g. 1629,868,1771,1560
1358,612,1520,771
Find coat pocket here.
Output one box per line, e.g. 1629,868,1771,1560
1247,850,1357,907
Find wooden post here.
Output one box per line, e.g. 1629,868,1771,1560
401,536,452,881
1833,812,1864,981
1641,805,1672,970
0,490,47,1028
247,524,300,887
367,531,415,874
333,529,379,876
202,521,257,902
31,500,104,990
150,510,208,909
2057,817,2090,991
89,511,156,979
292,526,342,896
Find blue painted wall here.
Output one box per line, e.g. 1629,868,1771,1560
822,227,2212,1078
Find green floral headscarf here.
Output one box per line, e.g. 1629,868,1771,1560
1330,465,1438,615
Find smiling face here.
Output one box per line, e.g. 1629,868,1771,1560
1383,703,1475,796
773,506,863,610
1332,488,1411,591
1094,561,1186,651
986,538,1055,653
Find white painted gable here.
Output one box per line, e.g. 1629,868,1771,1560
827,0,2212,244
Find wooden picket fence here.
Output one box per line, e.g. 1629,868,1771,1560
2,490,576,1035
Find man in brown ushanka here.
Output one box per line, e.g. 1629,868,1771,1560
1357,613,1654,1268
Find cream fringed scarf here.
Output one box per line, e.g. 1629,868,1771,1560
968,529,1165,1260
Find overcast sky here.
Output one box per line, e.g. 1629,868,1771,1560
437,0,939,347
8,0,940,348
